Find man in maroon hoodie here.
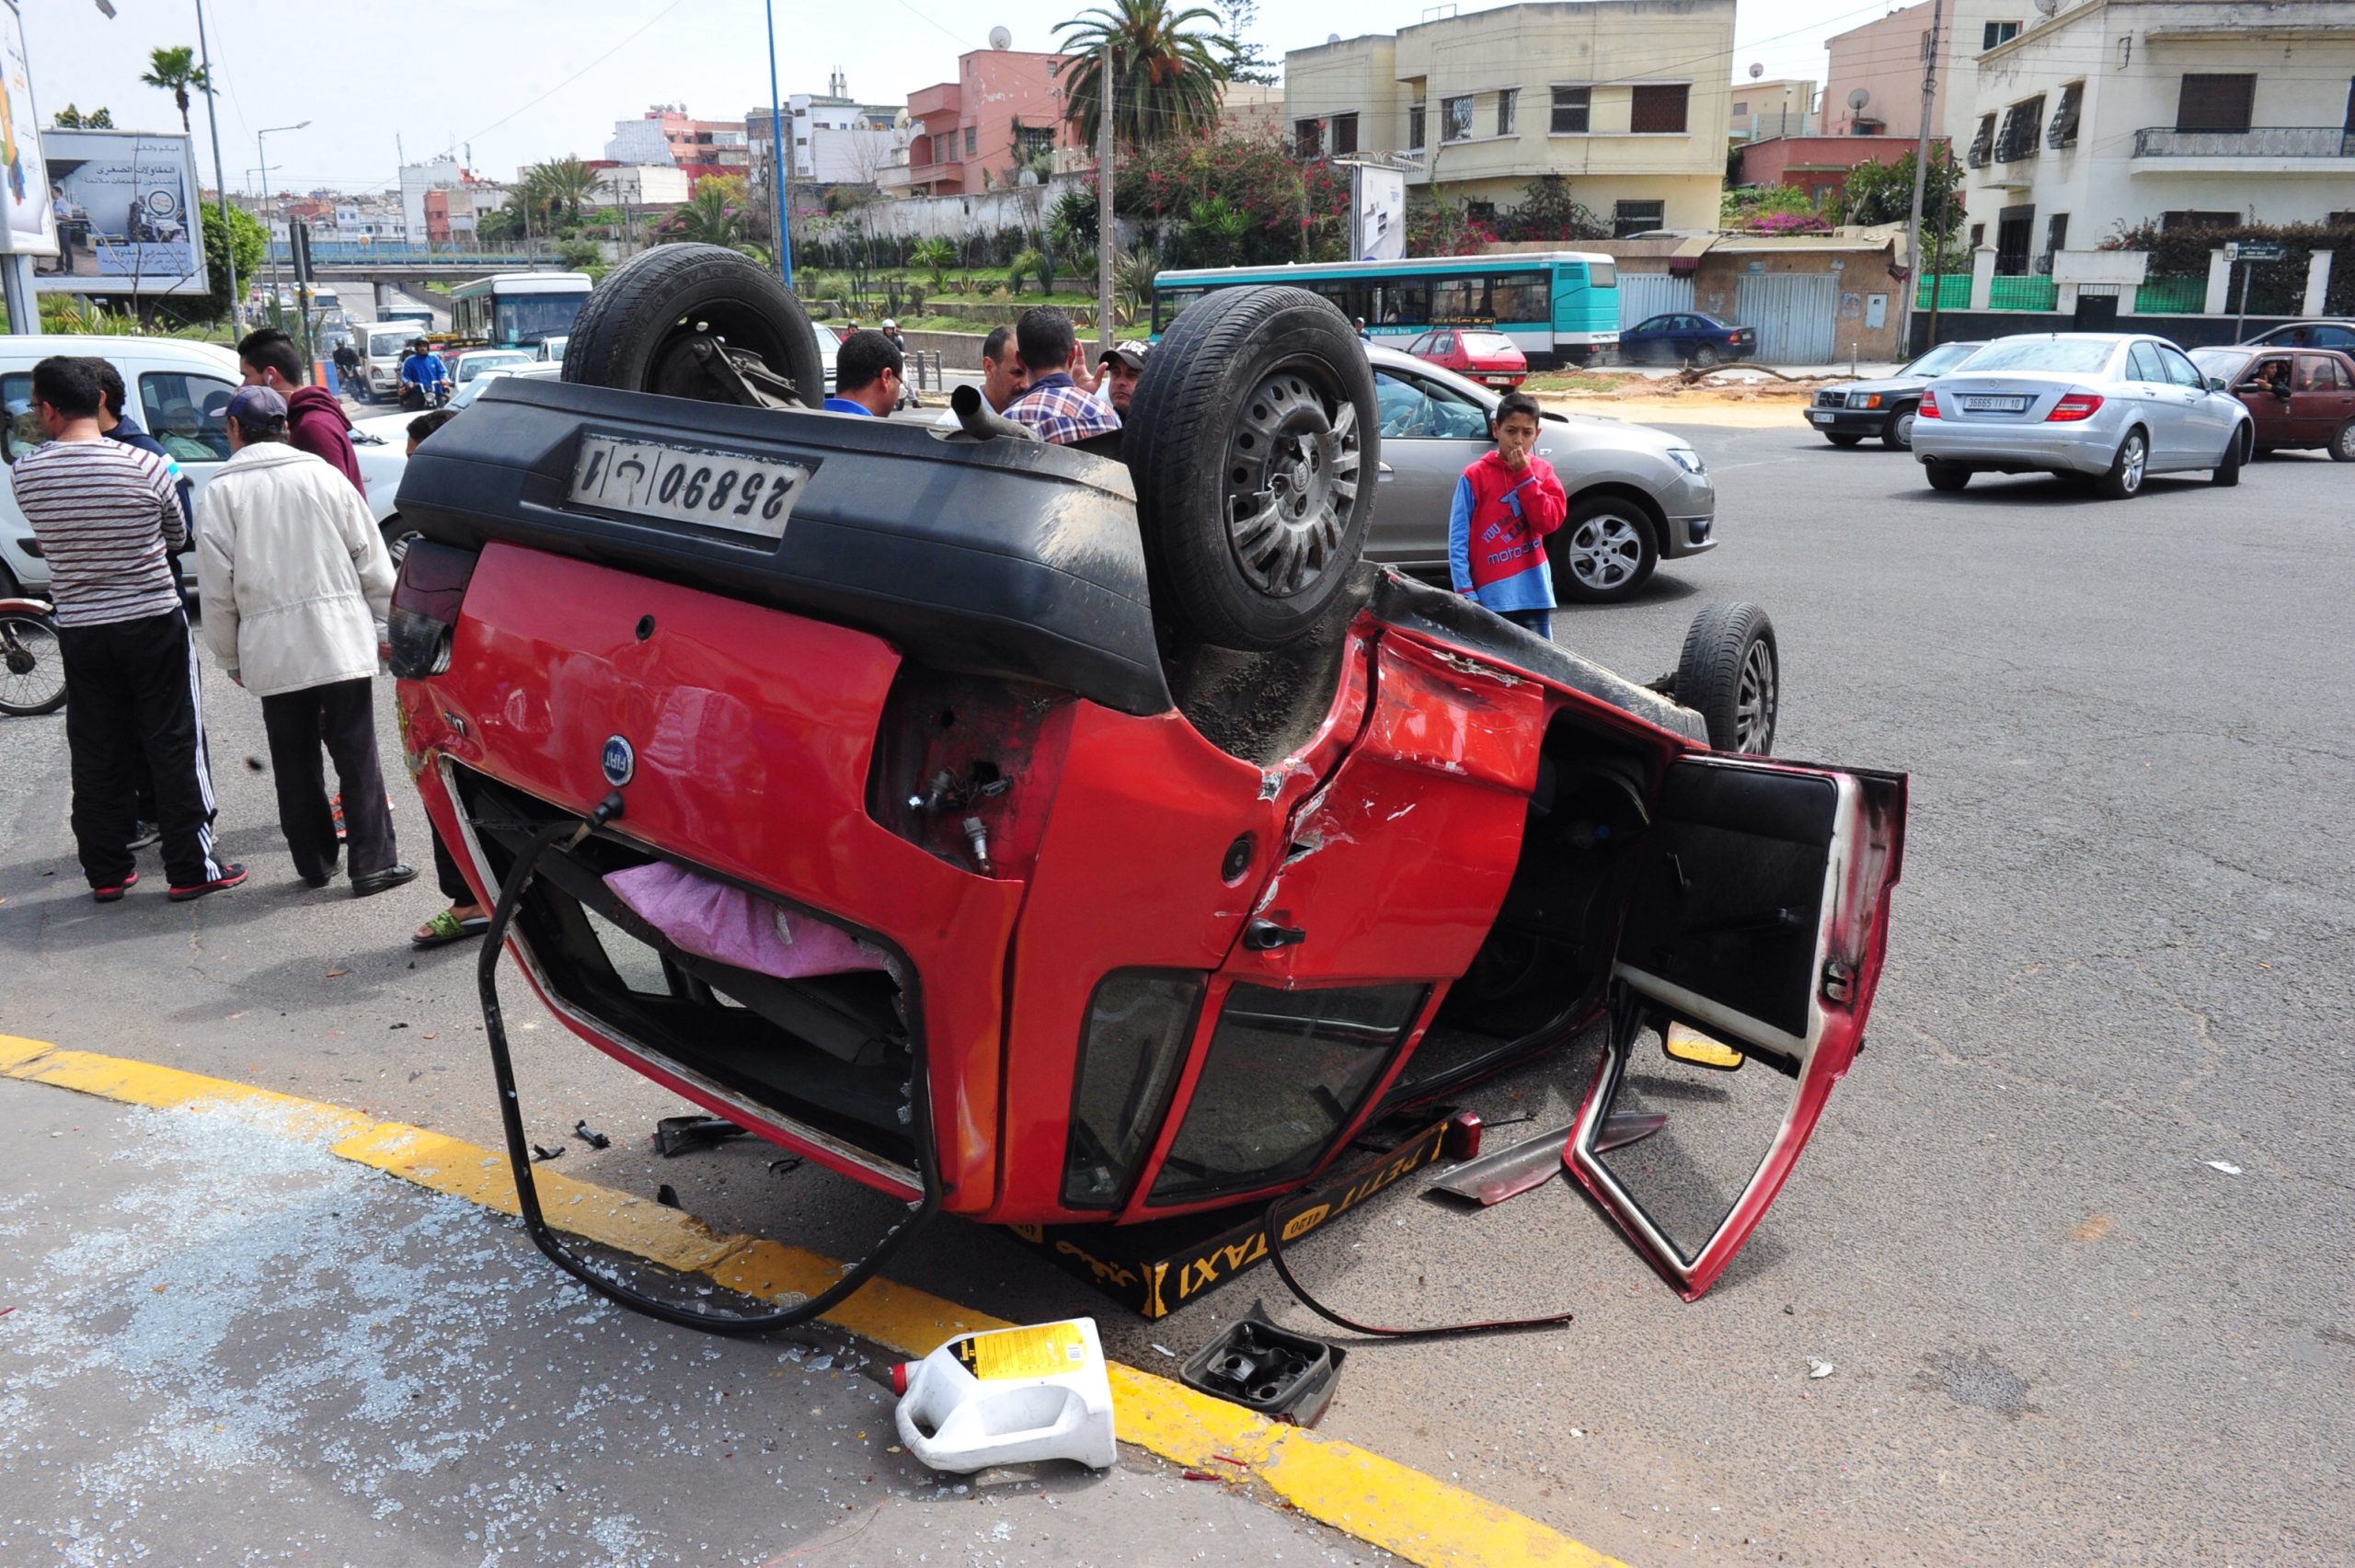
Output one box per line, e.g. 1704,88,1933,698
236,328,363,494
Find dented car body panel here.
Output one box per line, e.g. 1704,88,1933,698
396,377,1905,1297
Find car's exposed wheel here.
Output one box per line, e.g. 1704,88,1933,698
2332,418,2355,463
1691,345,1720,368
1675,601,1777,755
382,514,422,571
1122,284,1377,650
1924,461,1971,492
1884,406,1917,450
2096,428,2148,499
1826,430,1865,448
562,243,825,409
1550,495,1658,603
2211,426,2244,486
0,606,67,717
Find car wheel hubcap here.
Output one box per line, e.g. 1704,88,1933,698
1568,513,1642,589
387,529,422,568
2341,427,2355,458
1735,637,1776,752
2122,437,2144,489
1224,369,1360,598
1895,412,1915,445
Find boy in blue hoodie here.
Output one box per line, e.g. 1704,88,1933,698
1448,391,1568,638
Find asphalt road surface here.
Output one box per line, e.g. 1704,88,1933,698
4,415,2350,1564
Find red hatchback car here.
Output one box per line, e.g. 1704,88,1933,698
387,249,1907,1329
1405,327,1530,389
2190,345,2355,462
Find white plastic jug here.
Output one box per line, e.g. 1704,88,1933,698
890,1317,1117,1472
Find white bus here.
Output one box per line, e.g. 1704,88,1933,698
448,271,593,350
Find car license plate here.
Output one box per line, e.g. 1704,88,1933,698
1960,395,2028,413
1809,410,1833,423
568,435,810,541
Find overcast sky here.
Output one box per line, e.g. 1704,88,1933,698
23,0,1912,194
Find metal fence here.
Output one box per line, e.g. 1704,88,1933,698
2131,127,2355,159
1913,274,1973,309
2133,277,2209,315
263,242,566,268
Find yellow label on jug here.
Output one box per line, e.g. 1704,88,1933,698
952,1322,1089,1380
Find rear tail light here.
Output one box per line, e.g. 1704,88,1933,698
1918,390,1941,419
387,539,478,680
1729,334,1742,345
2046,394,2104,423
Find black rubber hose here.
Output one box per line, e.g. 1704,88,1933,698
477,792,939,1334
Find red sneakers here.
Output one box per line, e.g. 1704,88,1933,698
167,864,249,902
91,870,140,903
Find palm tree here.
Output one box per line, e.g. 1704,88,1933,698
1055,0,1236,150
523,156,602,229
655,183,764,258
911,237,957,292
137,46,210,135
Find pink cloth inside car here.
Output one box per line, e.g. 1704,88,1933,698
603,862,884,981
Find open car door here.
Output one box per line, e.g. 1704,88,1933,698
1568,754,1906,1299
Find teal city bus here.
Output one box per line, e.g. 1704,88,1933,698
1151,252,1619,367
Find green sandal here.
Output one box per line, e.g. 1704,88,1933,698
411,908,490,948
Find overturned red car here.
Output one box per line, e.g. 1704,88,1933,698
389,246,1905,1323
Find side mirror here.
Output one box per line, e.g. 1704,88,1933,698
2209,376,2232,394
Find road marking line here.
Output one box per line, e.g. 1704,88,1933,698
0,1034,1626,1568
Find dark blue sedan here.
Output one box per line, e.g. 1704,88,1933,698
1619,313,1758,367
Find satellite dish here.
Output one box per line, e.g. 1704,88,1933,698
1749,63,1764,79
1328,31,1342,43
1847,86,1872,110
2032,0,2057,13
988,24,1013,49
894,108,912,129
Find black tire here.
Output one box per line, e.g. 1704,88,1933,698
562,243,825,409
1674,602,1777,755
1122,285,1377,650
1691,345,1720,369
1826,431,1865,448
2096,427,2148,499
2211,426,2243,486
1549,494,1658,603
0,607,67,717
2331,418,2355,463
1882,406,1917,450
1924,461,1971,492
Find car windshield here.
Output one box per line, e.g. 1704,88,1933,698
456,352,532,382
368,333,411,358
1904,342,1982,377
1961,339,2119,374
1461,332,1519,356
2190,349,2252,382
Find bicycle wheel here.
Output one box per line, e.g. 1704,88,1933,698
0,610,66,717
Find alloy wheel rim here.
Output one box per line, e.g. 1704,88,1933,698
2340,426,2355,459
1223,367,1360,598
1734,636,1776,752
1894,411,1915,445
1568,512,1642,589
2122,435,2144,490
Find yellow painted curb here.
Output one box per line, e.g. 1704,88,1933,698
0,1034,1626,1568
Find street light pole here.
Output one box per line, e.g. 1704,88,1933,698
257,120,309,314
762,0,795,289
1096,44,1115,358
1898,0,1944,359
192,0,240,330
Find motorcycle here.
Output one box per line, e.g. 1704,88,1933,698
0,597,67,717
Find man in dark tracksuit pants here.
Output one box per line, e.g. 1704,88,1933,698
92,359,206,848
13,357,245,903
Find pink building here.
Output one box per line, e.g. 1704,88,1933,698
1737,135,1947,207
1822,5,1941,136
903,49,1077,197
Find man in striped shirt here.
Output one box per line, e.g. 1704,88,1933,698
1005,307,1120,446
15,356,244,903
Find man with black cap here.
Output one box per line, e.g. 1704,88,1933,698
196,384,416,898
1094,340,1147,420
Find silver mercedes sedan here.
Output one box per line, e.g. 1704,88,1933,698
1362,344,1717,602
1910,333,2254,498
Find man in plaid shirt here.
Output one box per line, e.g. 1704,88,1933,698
1005,307,1120,445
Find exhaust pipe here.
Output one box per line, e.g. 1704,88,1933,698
951,383,1039,442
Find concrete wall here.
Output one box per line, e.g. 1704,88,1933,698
1694,243,1909,361
1285,1,1735,232
1964,0,2355,247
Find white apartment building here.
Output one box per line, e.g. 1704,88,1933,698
1959,0,2355,274
1285,0,1738,235
1731,77,1818,141
397,156,468,246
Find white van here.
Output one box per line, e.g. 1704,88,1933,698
359,321,421,402
0,335,409,599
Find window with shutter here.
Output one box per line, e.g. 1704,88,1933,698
2049,82,2083,148
1997,96,2044,160
1333,112,1359,155
1630,84,1689,134
1969,115,1995,166
1408,104,1427,149
1497,88,1518,137
1550,86,1591,134
2176,74,2255,132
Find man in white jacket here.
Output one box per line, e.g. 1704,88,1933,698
197,386,418,898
